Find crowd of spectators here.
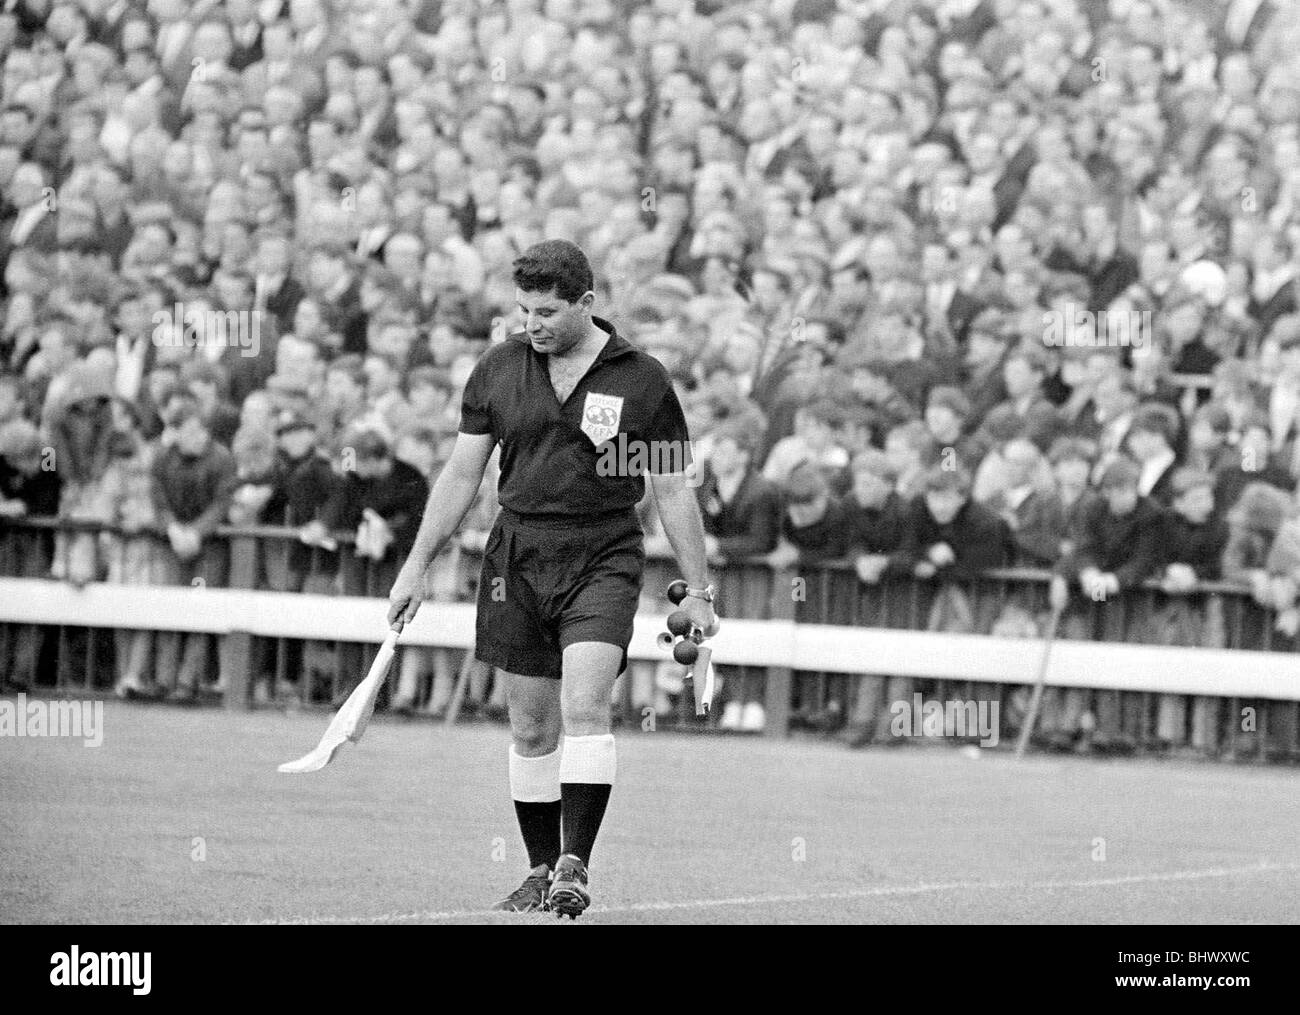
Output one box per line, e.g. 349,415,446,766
2,0,1300,754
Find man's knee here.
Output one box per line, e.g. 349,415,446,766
510,704,562,754
502,668,561,749
558,641,623,734
561,681,615,735
562,699,610,735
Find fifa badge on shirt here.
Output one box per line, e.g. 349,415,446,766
581,392,623,447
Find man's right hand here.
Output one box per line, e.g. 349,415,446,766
1048,574,1069,612
299,520,331,547
855,553,888,585
387,566,425,629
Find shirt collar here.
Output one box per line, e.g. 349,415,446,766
591,316,635,362
1138,448,1176,495
511,315,637,362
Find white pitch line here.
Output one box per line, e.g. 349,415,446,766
240,860,1300,925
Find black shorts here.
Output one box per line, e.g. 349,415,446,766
474,506,645,679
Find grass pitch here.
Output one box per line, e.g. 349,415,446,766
2,702,1298,924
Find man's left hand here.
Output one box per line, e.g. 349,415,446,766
680,593,719,639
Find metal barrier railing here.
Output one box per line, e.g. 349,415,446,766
1,517,1296,759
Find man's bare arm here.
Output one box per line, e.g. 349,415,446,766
388,432,495,625
649,471,719,635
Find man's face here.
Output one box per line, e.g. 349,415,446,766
1167,303,1203,344
309,252,345,291
8,446,42,477
656,193,689,230
386,237,422,278
364,357,398,397
516,286,591,355
995,225,1033,269
1241,426,1270,463
193,22,232,64
706,59,737,98
374,324,414,361
925,488,966,525
146,368,176,405
409,381,448,416
354,66,384,105
921,245,953,283
850,368,886,402
851,469,890,508
722,334,756,374
710,436,748,477
354,450,392,480
1126,428,1163,462
396,435,437,477
965,132,999,174
1174,485,1214,524
1103,484,1139,516
1054,457,1088,490
751,271,786,309
796,412,832,449
176,417,210,457
9,165,43,207
1004,443,1038,486
925,405,960,441
278,426,315,459
1003,357,1039,398
257,238,289,276
1094,374,1131,416
865,237,901,280
326,370,360,403
293,299,322,337
885,434,918,474
422,205,454,244
1189,419,1222,453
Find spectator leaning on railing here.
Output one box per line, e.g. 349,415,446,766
150,398,236,700
0,416,58,692
1050,456,1169,753
693,417,782,569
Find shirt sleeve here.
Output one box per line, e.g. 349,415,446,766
643,381,693,474
458,357,493,437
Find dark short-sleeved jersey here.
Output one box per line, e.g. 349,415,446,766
459,317,692,518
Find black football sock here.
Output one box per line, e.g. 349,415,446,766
508,746,562,871
560,783,613,866
514,800,562,871
559,734,616,867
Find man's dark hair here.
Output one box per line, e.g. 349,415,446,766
407,365,453,396
512,240,594,303
1131,401,1180,447
330,49,363,71
327,354,366,388
803,317,846,348
507,154,542,186
710,418,760,459
164,393,204,429
923,463,972,496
